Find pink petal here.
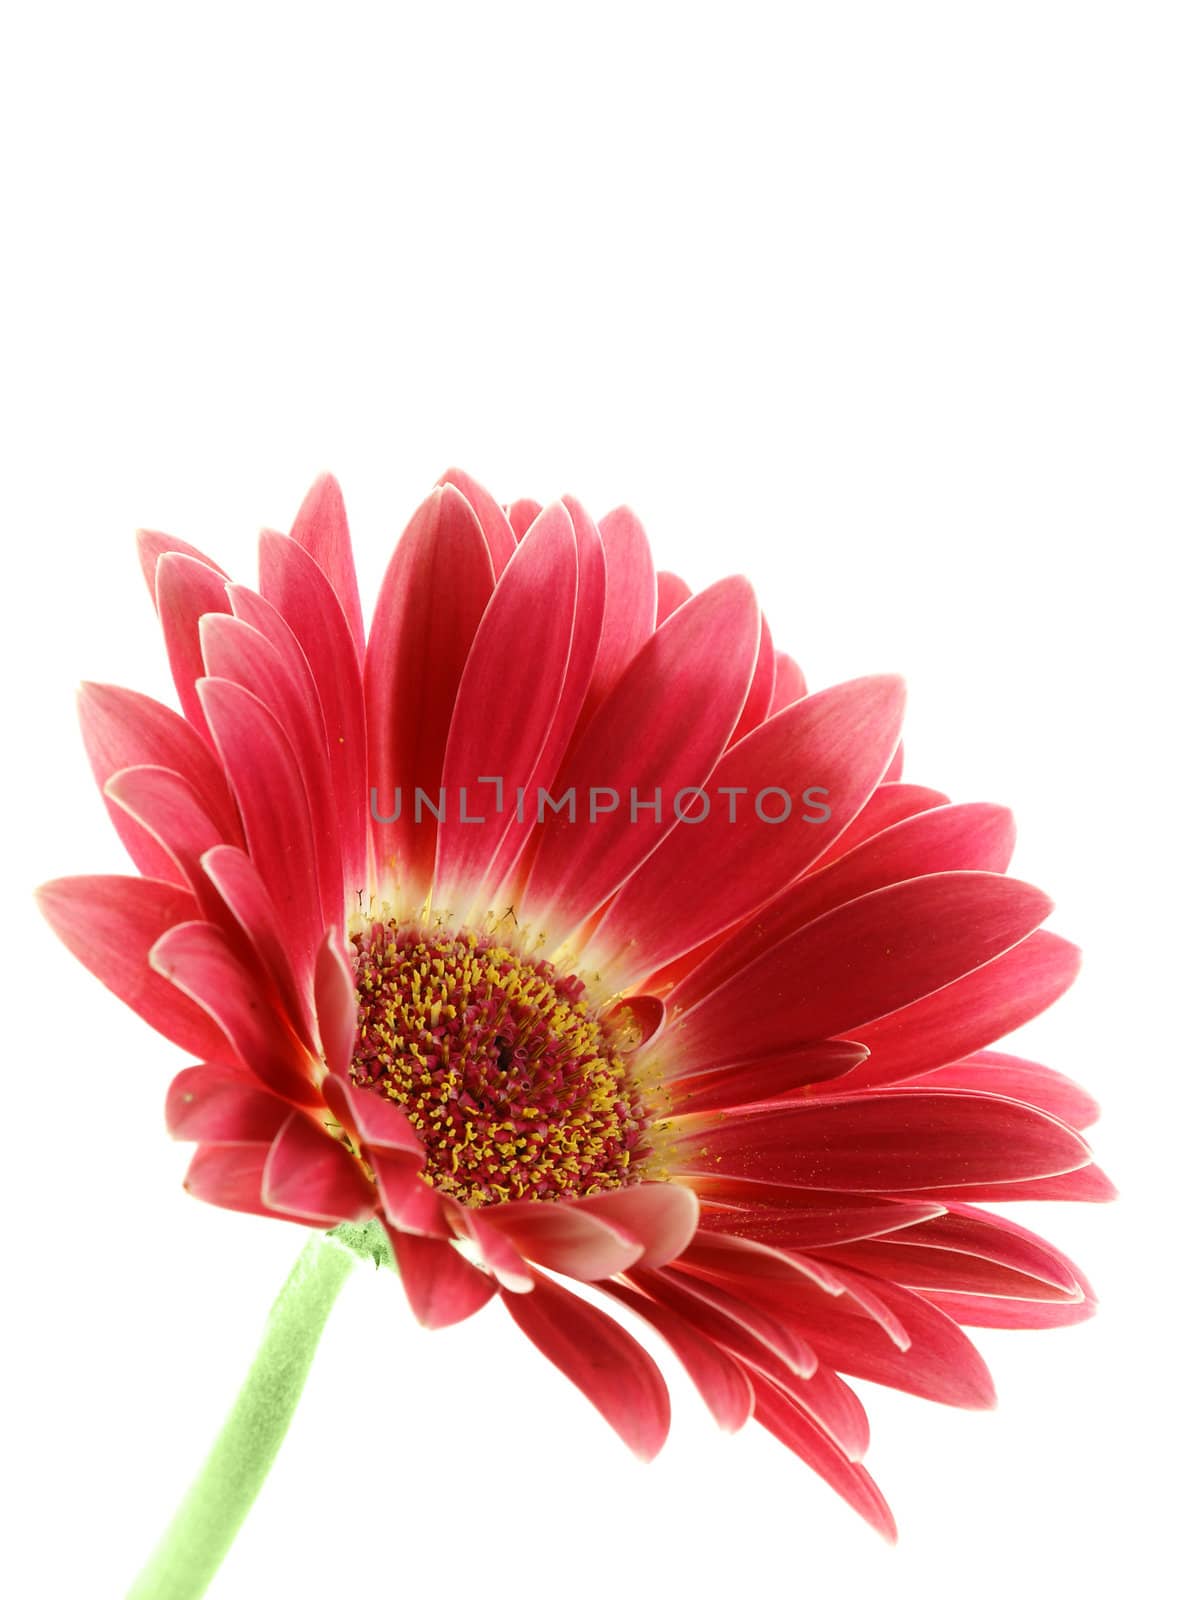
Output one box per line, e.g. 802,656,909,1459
506,497,542,539
599,1278,754,1431
565,1182,699,1268
673,800,1018,1017
312,928,359,1081
770,651,807,710
477,500,608,896
166,1065,291,1144
673,1232,850,1300
364,486,493,900
200,845,318,1052
452,1206,536,1293
723,1264,996,1409
676,1088,1092,1191
200,613,343,932
261,1110,374,1223
752,1375,896,1541
673,873,1053,1067
523,576,760,938
154,552,233,739
680,801,1018,1011
500,1272,671,1461
183,1142,318,1223
288,473,366,663
779,1365,871,1463
149,920,319,1104
730,614,776,743
818,781,950,864
587,504,656,717
895,1162,1117,1204
197,677,325,981
439,467,517,576
909,1049,1100,1129
666,1041,868,1115
814,1231,1082,1302
842,929,1082,1089
323,1074,423,1158
78,682,242,883
592,676,906,984
104,765,227,912
880,1201,1087,1293
691,1183,945,1249
371,1152,451,1238
137,528,227,600
258,530,370,901
797,799,1016,917
922,1286,1097,1329
386,1227,497,1328
36,875,229,1062
486,1198,644,1281
655,570,691,624
634,1265,819,1380
432,503,582,906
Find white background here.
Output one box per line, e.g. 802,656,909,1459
2,4,1189,1597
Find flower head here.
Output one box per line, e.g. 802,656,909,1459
38,469,1108,1538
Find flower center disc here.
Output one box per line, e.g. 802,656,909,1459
349,922,653,1206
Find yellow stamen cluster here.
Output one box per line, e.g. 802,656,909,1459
349,922,653,1206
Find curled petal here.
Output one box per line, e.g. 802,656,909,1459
729,1265,996,1409
261,1110,374,1224
486,1199,644,1281
566,1182,700,1269
372,1152,451,1238
313,927,359,1081
452,1206,536,1294
386,1227,497,1329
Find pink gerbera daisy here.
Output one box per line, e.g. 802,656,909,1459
38,469,1108,1548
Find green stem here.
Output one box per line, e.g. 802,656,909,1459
126,1233,356,1600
